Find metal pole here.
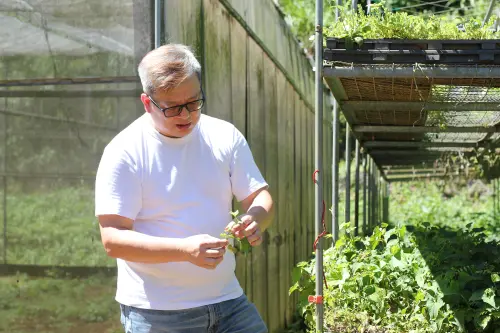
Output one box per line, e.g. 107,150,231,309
352,0,358,11
367,156,372,231
155,0,161,48
336,0,342,21
2,64,7,264
495,179,498,220
362,153,367,235
345,125,351,225
314,0,324,330
495,178,500,218
482,0,496,27
354,140,360,236
370,158,375,228
2,94,6,264
383,181,389,223
374,164,377,226
332,101,340,243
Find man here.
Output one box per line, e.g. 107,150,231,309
95,43,274,333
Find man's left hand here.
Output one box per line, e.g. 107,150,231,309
226,215,262,247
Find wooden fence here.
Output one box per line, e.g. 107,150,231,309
165,0,333,331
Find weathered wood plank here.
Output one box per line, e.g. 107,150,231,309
229,16,247,136
226,0,245,19
246,37,267,323
164,0,203,58
308,110,314,254
302,103,311,258
229,14,248,294
285,80,296,324
203,0,232,121
263,53,280,333
276,69,290,327
292,94,301,264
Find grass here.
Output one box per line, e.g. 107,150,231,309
0,183,121,332
0,272,122,333
5,184,115,266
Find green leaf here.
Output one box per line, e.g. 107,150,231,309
427,298,445,320
389,257,404,269
476,315,491,330
492,273,500,283
390,244,401,259
470,288,496,308
416,269,427,288
482,288,496,308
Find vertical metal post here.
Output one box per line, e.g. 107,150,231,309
369,158,374,228
314,0,324,330
352,0,358,11
367,0,372,13
354,141,360,236
367,156,371,231
371,163,377,228
154,0,161,48
384,181,389,223
497,178,499,218
336,0,342,21
2,64,7,264
345,125,351,225
494,178,498,220
332,101,340,243
362,153,367,235
2,96,6,264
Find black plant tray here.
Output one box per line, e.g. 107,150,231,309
324,38,500,64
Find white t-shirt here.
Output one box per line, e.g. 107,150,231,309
94,113,268,310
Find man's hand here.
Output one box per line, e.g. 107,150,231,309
183,234,229,269
226,215,263,247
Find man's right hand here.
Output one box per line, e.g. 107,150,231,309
183,234,229,270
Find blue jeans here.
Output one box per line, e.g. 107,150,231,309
119,294,268,333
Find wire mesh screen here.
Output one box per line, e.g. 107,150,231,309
0,1,151,331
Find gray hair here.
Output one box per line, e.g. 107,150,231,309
138,44,202,96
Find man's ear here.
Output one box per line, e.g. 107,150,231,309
140,93,152,114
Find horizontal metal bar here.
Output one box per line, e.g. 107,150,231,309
387,175,457,182
382,167,444,173
371,148,478,155
364,141,488,148
0,172,95,180
0,89,141,98
324,65,500,78
0,76,140,87
0,109,118,132
0,264,115,278
357,125,499,133
343,101,500,112
387,173,448,180
370,150,444,156
386,169,447,175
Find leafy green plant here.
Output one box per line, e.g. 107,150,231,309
291,181,500,332
220,210,252,255
291,222,460,332
325,2,499,44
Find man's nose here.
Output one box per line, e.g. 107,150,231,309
177,106,191,119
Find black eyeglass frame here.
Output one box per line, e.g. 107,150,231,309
147,88,206,118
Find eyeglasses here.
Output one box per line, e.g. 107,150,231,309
148,91,205,118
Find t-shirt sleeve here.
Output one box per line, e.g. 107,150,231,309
94,144,142,220
229,127,269,202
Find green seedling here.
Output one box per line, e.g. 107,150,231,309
220,210,252,255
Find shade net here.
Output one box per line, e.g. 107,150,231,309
0,1,152,332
